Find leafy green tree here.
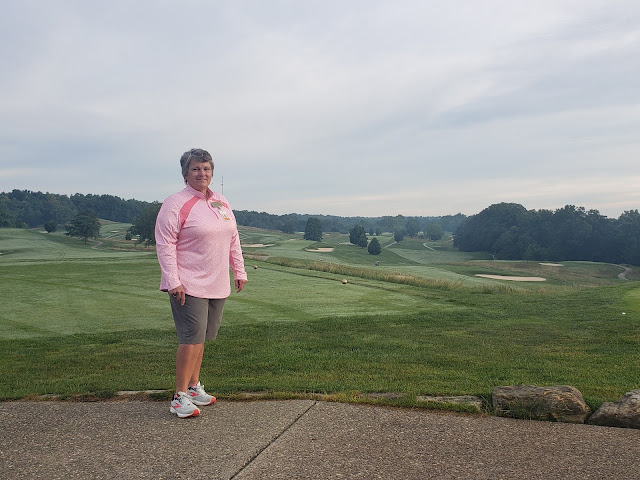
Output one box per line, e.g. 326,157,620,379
65,210,101,244
130,202,162,246
523,242,547,261
44,220,57,233
492,227,525,260
280,219,297,234
367,237,381,255
394,230,405,242
583,210,616,263
545,205,593,261
357,232,368,248
304,217,322,241
0,195,15,227
350,225,366,245
380,216,396,234
617,209,640,266
405,218,420,237
426,222,443,241
454,203,527,252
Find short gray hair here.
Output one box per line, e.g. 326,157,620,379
180,148,214,181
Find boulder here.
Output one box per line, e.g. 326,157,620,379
588,389,640,429
492,385,591,424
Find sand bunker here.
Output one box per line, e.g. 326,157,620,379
242,243,275,247
475,274,546,282
306,247,335,252
539,263,564,267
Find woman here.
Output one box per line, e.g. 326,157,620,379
155,148,247,418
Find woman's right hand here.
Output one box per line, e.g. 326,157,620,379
169,285,186,306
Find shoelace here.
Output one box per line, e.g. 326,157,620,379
190,382,206,396
175,393,194,407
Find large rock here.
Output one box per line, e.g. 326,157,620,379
492,385,591,424
588,389,640,429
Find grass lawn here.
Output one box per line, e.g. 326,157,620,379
0,227,638,411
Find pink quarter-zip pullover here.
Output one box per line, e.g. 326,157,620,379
155,185,247,299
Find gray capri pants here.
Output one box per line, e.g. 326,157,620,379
170,294,226,344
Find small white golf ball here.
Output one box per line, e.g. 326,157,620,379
622,312,626,315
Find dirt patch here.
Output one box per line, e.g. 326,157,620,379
242,243,275,247
539,263,564,267
475,274,546,282
306,247,335,252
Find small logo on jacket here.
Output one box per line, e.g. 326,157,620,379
210,201,231,220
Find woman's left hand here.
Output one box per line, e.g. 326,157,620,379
169,285,186,306
235,279,247,293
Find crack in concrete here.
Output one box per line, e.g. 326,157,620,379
229,401,317,479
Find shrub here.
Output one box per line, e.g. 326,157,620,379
368,237,381,255
44,220,57,233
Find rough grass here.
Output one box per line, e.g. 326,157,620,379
263,256,522,293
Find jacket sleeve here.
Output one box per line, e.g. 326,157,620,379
229,227,247,281
224,196,247,281
154,199,182,291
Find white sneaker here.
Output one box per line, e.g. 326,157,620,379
187,381,216,406
170,391,201,418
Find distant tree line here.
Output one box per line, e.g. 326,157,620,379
1,190,467,239
5,191,638,264
0,189,150,228
454,203,640,265
234,210,466,236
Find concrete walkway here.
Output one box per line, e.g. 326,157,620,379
2,400,639,479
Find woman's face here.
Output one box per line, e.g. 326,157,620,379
185,160,212,194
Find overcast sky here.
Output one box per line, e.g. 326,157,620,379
1,1,639,218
